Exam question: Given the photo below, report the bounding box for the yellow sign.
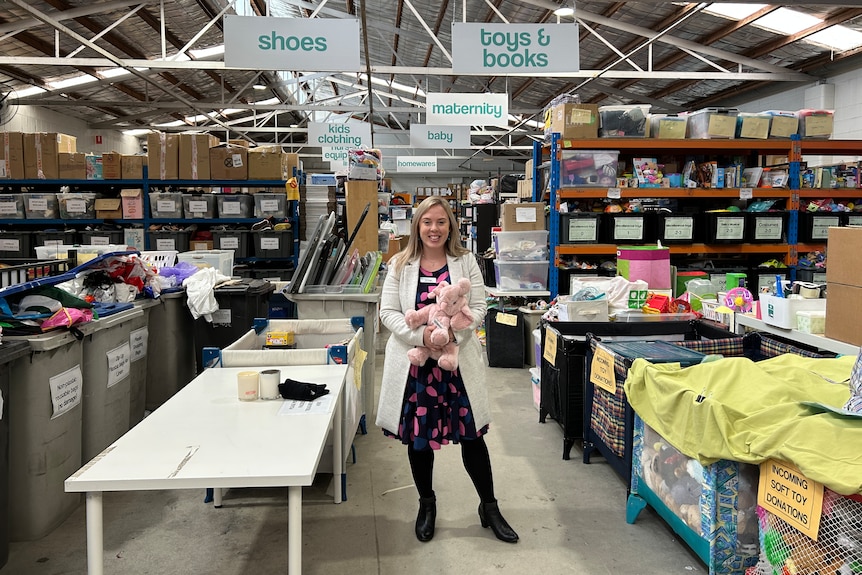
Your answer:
[495,311,518,327]
[758,459,824,540]
[542,329,557,365]
[589,345,616,394]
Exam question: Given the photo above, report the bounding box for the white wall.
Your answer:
[6,105,142,155]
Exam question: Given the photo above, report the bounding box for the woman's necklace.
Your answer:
[421,254,447,270]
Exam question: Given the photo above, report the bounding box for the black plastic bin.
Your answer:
[485,308,525,368]
[0,340,33,569]
[193,279,275,372]
[541,320,715,461]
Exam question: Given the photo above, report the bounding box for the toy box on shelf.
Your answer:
[628,414,761,575]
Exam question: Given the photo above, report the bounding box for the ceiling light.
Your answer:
[253,84,267,90]
[553,7,574,17]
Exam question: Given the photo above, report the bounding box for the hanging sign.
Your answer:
[426,93,508,127]
[309,122,371,148]
[322,147,350,165]
[410,125,471,149]
[396,156,437,173]
[452,23,580,74]
[224,15,360,71]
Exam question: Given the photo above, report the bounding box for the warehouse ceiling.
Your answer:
[0,0,861,159]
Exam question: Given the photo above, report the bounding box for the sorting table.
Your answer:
[65,363,348,575]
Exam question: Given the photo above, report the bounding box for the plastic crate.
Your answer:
[492,230,549,260]
[603,212,656,244]
[797,212,841,242]
[149,192,184,219]
[0,258,70,288]
[685,108,739,139]
[33,230,78,247]
[138,250,178,270]
[181,194,216,219]
[704,212,746,244]
[0,232,31,258]
[746,212,787,243]
[0,194,24,219]
[700,300,734,329]
[212,229,249,258]
[148,230,190,253]
[57,193,98,219]
[177,249,234,277]
[657,213,700,244]
[560,150,620,188]
[23,193,60,219]
[559,213,602,244]
[215,194,254,218]
[648,114,687,139]
[252,230,293,258]
[253,193,287,218]
[599,104,650,137]
[493,260,549,292]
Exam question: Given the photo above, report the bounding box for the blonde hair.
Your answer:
[392,196,469,275]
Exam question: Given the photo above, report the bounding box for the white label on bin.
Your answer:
[514,207,536,223]
[754,218,783,240]
[260,199,279,212]
[812,216,839,239]
[67,199,86,213]
[0,239,19,251]
[188,200,208,213]
[106,342,131,388]
[613,217,644,240]
[606,187,621,199]
[29,197,48,211]
[130,327,148,362]
[0,200,16,215]
[156,238,176,250]
[220,237,239,249]
[664,216,693,240]
[715,216,745,240]
[391,207,407,220]
[221,201,241,215]
[157,200,176,213]
[848,215,862,226]
[49,364,83,419]
[568,218,597,242]
[44,239,62,246]
[90,236,110,245]
[212,308,231,325]
[260,237,280,250]
[739,187,753,200]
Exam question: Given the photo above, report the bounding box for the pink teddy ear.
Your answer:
[457,278,471,293]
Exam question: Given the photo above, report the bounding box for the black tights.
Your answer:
[407,437,495,503]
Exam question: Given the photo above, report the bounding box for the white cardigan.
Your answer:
[375,252,490,434]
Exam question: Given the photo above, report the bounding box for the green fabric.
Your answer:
[624,354,862,495]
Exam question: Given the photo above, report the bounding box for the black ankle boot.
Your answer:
[415,494,437,542]
[478,501,519,543]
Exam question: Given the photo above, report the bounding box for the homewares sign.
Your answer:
[224,15,360,71]
[452,23,579,74]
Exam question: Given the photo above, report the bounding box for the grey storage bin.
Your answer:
[0,232,32,258]
[212,229,250,258]
[148,230,190,253]
[216,194,254,218]
[182,194,216,219]
[23,193,60,219]
[80,230,124,246]
[149,192,184,219]
[252,229,293,258]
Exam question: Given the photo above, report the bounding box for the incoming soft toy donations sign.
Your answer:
[426,93,509,127]
[223,15,360,71]
[451,23,580,74]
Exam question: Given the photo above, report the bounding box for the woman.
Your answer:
[376,196,518,544]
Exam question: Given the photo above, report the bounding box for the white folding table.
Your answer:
[65,364,348,575]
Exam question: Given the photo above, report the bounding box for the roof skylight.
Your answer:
[753,7,821,36]
[703,3,766,20]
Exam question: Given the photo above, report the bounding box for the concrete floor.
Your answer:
[2,337,707,575]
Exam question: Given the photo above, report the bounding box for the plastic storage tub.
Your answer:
[764,110,798,138]
[80,229,124,245]
[560,150,619,187]
[0,194,25,219]
[704,211,746,243]
[603,212,655,244]
[177,249,234,276]
[0,232,31,258]
[493,260,549,292]
[23,193,60,219]
[33,230,78,248]
[182,194,216,219]
[685,108,739,139]
[216,194,254,218]
[148,230,190,252]
[212,229,249,258]
[128,300,155,427]
[7,331,84,541]
[0,340,32,568]
[492,230,549,260]
[746,211,787,243]
[253,193,287,218]
[795,109,834,138]
[145,291,197,409]
[252,230,293,258]
[559,213,602,244]
[648,114,687,139]
[149,192,184,219]
[57,193,98,219]
[78,307,142,462]
[598,104,650,137]
[735,112,771,139]
[797,211,841,242]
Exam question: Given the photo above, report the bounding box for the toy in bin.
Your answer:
[264,331,295,349]
[725,287,754,313]
[561,150,619,187]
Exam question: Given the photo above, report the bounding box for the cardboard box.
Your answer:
[101,152,122,179]
[209,143,248,180]
[248,146,296,180]
[826,227,860,287]
[546,103,599,139]
[179,134,218,180]
[147,132,179,180]
[57,152,86,180]
[759,293,826,330]
[228,139,250,148]
[122,155,146,179]
[121,188,144,219]
[826,284,862,345]
[500,202,545,231]
[525,159,534,180]
[190,240,214,251]
[557,299,609,322]
[0,132,25,179]
[382,236,407,263]
[95,198,122,219]
[517,179,533,199]
[23,132,78,179]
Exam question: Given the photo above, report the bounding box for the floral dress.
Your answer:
[385,264,488,450]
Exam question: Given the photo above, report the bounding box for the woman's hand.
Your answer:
[423,324,443,351]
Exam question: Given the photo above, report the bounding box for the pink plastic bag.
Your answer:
[41,307,94,332]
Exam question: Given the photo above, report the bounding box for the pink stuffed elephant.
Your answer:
[404,278,474,371]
